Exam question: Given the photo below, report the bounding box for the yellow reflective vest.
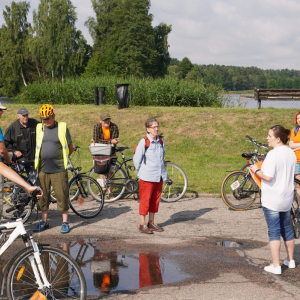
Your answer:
[34,122,69,170]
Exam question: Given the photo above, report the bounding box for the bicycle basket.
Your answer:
[70,149,81,169]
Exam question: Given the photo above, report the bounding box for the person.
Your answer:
[0,103,12,166]
[4,107,39,185]
[133,118,168,234]
[250,125,296,275]
[34,104,73,233]
[92,112,119,198]
[289,109,300,205]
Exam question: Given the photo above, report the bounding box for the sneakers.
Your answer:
[264,263,282,275]
[139,224,153,234]
[61,223,70,234]
[33,221,49,232]
[283,258,296,268]
[148,222,164,232]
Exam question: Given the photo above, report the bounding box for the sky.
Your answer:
[1,0,300,70]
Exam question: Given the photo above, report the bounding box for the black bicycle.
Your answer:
[88,146,188,203]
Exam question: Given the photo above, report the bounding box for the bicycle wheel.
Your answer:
[69,175,104,218]
[50,170,75,203]
[221,170,258,210]
[6,246,86,300]
[2,182,33,223]
[89,167,127,202]
[160,162,188,202]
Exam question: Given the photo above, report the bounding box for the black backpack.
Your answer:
[93,155,112,174]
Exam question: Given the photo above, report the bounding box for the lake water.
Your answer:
[226,94,300,109]
[0,96,14,104]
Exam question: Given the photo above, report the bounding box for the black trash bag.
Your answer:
[115,84,130,109]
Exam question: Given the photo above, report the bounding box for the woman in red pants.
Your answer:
[133,118,168,234]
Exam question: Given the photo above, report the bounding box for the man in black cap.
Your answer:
[4,108,39,184]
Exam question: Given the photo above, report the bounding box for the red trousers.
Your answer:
[139,179,163,215]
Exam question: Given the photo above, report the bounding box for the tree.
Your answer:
[293,78,300,89]
[177,57,193,79]
[276,77,285,89]
[33,0,88,80]
[257,75,267,88]
[268,79,276,89]
[285,78,293,89]
[170,58,180,66]
[0,1,31,95]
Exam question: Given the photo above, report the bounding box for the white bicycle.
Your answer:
[0,189,87,300]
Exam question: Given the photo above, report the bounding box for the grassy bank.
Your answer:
[0,105,297,195]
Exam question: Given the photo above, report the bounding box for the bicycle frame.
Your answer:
[0,219,51,294]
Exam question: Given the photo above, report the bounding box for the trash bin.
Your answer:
[94,86,107,105]
[115,83,130,109]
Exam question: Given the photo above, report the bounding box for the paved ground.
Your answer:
[2,195,300,299]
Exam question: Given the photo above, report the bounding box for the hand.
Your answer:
[249,165,258,172]
[111,138,119,145]
[15,151,22,158]
[28,186,43,199]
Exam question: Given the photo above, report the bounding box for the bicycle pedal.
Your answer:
[0,233,7,246]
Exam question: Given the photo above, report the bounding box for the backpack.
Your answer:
[134,136,163,164]
[295,126,300,136]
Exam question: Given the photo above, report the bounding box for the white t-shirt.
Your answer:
[261,145,296,212]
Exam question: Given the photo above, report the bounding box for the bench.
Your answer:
[254,89,300,109]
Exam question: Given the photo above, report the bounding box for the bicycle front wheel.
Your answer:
[89,167,127,202]
[6,246,86,300]
[2,182,33,223]
[221,170,258,210]
[160,162,188,202]
[69,175,104,218]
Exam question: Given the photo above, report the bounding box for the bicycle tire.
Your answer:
[2,182,33,223]
[160,162,188,202]
[221,170,258,210]
[50,170,76,203]
[240,164,249,171]
[69,175,104,218]
[6,246,86,300]
[89,167,127,202]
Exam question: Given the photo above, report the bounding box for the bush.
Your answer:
[17,76,223,107]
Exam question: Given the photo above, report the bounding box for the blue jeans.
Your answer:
[263,207,294,242]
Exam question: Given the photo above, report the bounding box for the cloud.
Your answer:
[1,0,300,69]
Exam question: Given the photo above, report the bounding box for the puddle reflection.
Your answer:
[56,239,190,295]
[216,241,241,248]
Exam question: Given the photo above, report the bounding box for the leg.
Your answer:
[280,210,295,262]
[62,210,68,223]
[263,207,281,266]
[42,210,49,223]
[284,239,295,261]
[37,172,51,221]
[296,173,300,206]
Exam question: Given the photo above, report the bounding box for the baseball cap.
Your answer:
[100,112,111,120]
[0,103,7,110]
[17,108,29,115]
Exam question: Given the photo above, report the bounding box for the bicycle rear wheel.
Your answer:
[6,246,86,300]
[69,175,104,218]
[2,182,33,223]
[221,170,258,210]
[160,162,188,202]
[89,167,127,202]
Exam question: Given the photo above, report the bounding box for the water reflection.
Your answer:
[57,239,189,295]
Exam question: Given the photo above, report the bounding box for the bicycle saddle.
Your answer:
[116,146,129,152]
[17,159,34,166]
[241,153,256,158]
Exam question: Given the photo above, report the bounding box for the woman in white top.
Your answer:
[250,125,297,275]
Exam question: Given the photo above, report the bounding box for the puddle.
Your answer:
[55,239,190,296]
[216,241,241,248]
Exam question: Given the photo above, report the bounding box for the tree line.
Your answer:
[168,57,300,91]
[0,0,171,96]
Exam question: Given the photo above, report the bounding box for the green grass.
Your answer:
[0,104,297,194]
[228,90,254,94]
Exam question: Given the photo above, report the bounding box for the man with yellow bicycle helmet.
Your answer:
[34,104,73,234]
[39,104,54,119]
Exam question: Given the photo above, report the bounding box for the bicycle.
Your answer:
[0,189,87,299]
[88,146,188,203]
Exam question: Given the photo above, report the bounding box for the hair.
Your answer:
[270,125,291,144]
[294,110,300,125]
[145,118,159,133]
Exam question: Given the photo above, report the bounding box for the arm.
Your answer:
[133,139,145,172]
[249,164,273,182]
[0,162,43,197]
[289,140,300,150]
[110,124,119,145]
[0,141,11,164]
[4,126,15,154]
[68,142,74,156]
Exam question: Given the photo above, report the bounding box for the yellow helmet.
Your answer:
[39,104,54,119]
